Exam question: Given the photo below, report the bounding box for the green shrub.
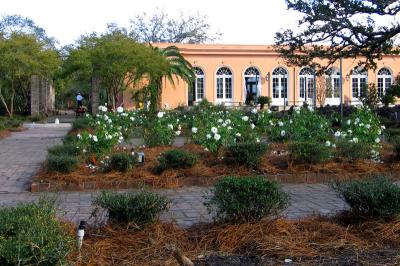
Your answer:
[385,127,400,141]
[205,176,289,222]
[0,198,73,265]
[143,119,175,147]
[226,142,268,167]
[110,152,134,172]
[289,141,333,164]
[5,118,22,128]
[62,134,78,145]
[72,117,91,130]
[331,177,400,217]
[93,190,169,226]
[30,115,43,122]
[156,149,198,173]
[46,154,78,173]
[335,140,372,161]
[48,144,80,157]
[392,137,400,156]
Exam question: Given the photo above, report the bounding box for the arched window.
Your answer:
[299,67,315,101]
[325,67,340,97]
[244,67,260,103]
[271,67,288,102]
[351,67,368,99]
[216,67,233,101]
[193,67,205,100]
[377,68,392,97]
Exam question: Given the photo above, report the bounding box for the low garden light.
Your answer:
[137,151,145,164]
[77,220,86,252]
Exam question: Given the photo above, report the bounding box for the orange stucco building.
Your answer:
[123,43,400,109]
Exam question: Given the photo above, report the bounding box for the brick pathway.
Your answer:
[0,126,348,228]
[0,124,70,192]
[0,185,347,228]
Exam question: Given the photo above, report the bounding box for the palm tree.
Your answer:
[149,45,195,111]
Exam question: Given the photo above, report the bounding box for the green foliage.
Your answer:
[4,118,22,128]
[335,140,372,161]
[143,114,177,147]
[93,190,169,226]
[226,142,268,168]
[391,137,400,156]
[331,177,400,217]
[258,96,271,109]
[62,134,78,145]
[48,144,80,157]
[110,152,134,172]
[289,141,333,164]
[0,198,73,265]
[72,117,92,130]
[46,154,78,173]
[156,149,198,173]
[360,83,380,109]
[205,176,289,222]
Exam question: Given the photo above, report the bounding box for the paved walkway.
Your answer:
[0,126,348,228]
[0,125,70,192]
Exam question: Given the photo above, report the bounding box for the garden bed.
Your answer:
[32,142,400,192]
[69,214,400,265]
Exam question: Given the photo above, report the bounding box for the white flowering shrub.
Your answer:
[335,108,383,158]
[143,111,182,147]
[191,109,260,153]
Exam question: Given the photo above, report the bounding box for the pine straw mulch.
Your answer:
[70,215,400,265]
[0,129,11,139]
[34,142,400,190]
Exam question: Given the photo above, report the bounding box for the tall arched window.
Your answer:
[271,67,288,106]
[244,67,260,103]
[188,67,205,105]
[351,67,368,100]
[325,67,340,105]
[216,67,233,101]
[377,68,392,97]
[299,67,315,103]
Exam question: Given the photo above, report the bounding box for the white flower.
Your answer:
[77,134,81,139]
[175,130,181,136]
[278,121,284,127]
[227,126,233,130]
[381,125,386,130]
[211,127,218,134]
[192,127,198,133]
[293,106,300,113]
[334,131,341,137]
[119,136,123,141]
[347,129,352,134]
[168,124,173,130]
[214,133,221,141]
[116,106,123,113]
[256,138,260,143]
[157,112,164,118]
[88,133,93,139]
[242,116,249,121]
[235,133,241,137]
[206,134,211,139]
[93,136,98,142]
[378,129,382,135]
[98,105,107,112]
[332,144,336,148]
[280,130,286,137]
[204,148,209,152]
[267,109,272,114]
[347,120,351,125]
[325,140,331,147]
[130,117,135,121]
[218,118,223,123]
[308,106,313,112]
[375,137,380,143]
[226,119,231,124]
[365,124,371,129]
[83,149,87,153]
[289,120,293,124]
[251,123,255,130]
[251,108,257,114]
[352,137,359,143]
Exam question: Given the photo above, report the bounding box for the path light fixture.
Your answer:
[77,220,86,252]
[137,152,145,164]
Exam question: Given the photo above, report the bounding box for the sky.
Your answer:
[0,0,302,46]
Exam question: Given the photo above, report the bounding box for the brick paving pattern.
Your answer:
[0,126,348,228]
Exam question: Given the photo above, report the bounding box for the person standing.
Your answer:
[76,93,83,108]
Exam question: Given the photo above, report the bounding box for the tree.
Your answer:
[149,45,194,112]
[360,83,380,108]
[275,0,400,70]
[130,10,221,44]
[0,33,60,117]
[63,30,169,110]
[315,75,327,107]
[0,14,56,47]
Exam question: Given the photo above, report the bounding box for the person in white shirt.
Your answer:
[76,93,83,108]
